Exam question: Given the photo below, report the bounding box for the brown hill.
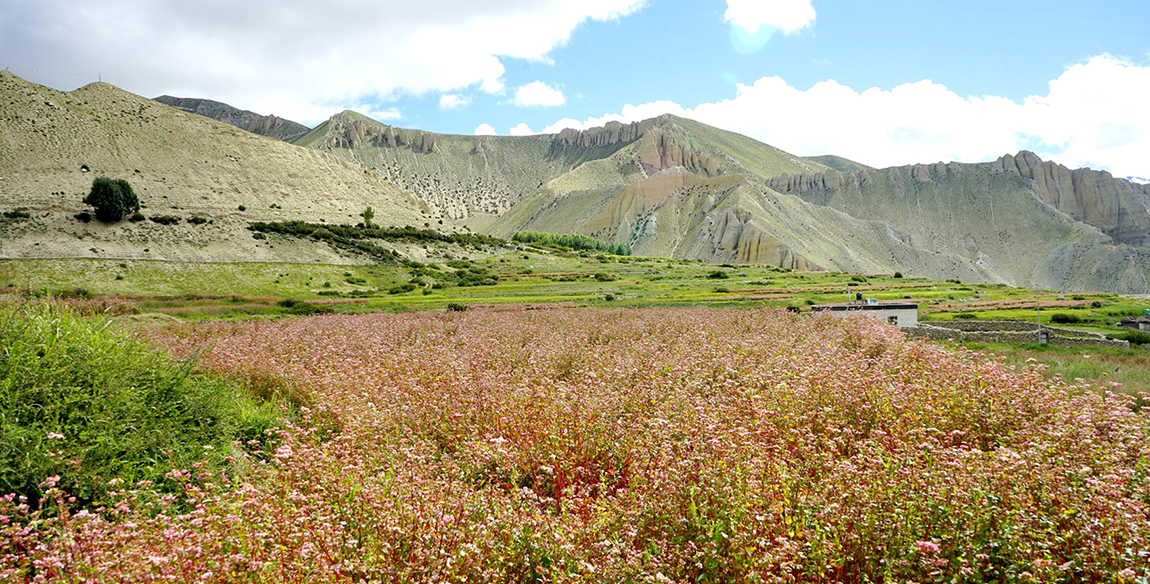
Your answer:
[153,96,311,142]
[0,71,431,264]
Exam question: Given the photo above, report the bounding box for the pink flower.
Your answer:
[46,432,64,440]
[915,540,940,554]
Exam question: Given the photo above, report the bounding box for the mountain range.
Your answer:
[1,71,1147,293]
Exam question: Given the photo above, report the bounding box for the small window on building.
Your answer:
[887,315,898,325]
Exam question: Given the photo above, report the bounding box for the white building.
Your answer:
[811,300,919,328]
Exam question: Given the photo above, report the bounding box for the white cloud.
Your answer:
[439,94,470,110]
[509,123,536,136]
[724,0,815,35]
[535,55,1150,178]
[365,107,403,122]
[474,123,497,135]
[0,0,645,126]
[512,81,566,107]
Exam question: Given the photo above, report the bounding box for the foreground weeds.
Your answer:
[4,308,1149,582]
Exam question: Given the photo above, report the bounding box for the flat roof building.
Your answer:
[811,301,919,328]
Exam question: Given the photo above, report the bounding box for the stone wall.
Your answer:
[906,320,1129,348]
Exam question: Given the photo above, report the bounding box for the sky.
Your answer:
[2,0,1149,178]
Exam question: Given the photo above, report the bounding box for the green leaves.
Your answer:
[82,177,139,223]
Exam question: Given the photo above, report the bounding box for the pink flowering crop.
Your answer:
[4,307,1149,582]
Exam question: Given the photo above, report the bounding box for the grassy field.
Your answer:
[5,247,1147,320]
[6,247,1149,402]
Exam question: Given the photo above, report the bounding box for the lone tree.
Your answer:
[84,177,139,223]
[361,206,375,228]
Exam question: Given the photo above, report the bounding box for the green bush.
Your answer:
[446,302,469,312]
[1117,330,1150,346]
[1050,313,1082,324]
[0,302,287,507]
[707,270,729,280]
[276,298,334,315]
[511,231,630,255]
[83,177,139,223]
[3,210,31,219]
[149,215,180,226]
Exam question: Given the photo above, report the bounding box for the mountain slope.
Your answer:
[153,96,311,142]
[299,110,1146,292]
[0,72,431,263]
[766,159,1150,293]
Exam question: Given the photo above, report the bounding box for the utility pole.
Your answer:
[1035,288,1042,343]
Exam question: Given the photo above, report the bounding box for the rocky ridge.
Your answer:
[152,96,311,142]
[989,151,1150,247]
[765,157,1150,293]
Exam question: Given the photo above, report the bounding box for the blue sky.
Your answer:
[3,0,1148,176]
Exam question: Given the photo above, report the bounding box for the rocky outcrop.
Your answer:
[990,151,1150,246]
[769,152,1150,248]
[708,208,815,269]
[153,96,310,142]
[319,113,439,154]
[635,130,720,177]
[551,116,670,149]
[549,116,720,176]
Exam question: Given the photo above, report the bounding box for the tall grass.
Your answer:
[0,300,287,507]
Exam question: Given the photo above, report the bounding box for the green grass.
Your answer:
[0,301,291,506]
[1,251,1147,331]
[958,340,1150,402]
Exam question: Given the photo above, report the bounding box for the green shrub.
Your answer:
[3,210,31,219]
[83,177,139,223]
[954,312,977,319]
[128,212,145,222]
[0,302,287,507]
[277,299,334,315]
[1117,330,1150,346]
[893,271,903,278]
[187,216,208,225]
[707,270,729,280]
[149,215,179,226]
[388,283,418,294]
[1050,313,1082,324]
[511,231,630,255]
[446,302,469,312]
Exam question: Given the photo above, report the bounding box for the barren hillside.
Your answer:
[0,72,432,264]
